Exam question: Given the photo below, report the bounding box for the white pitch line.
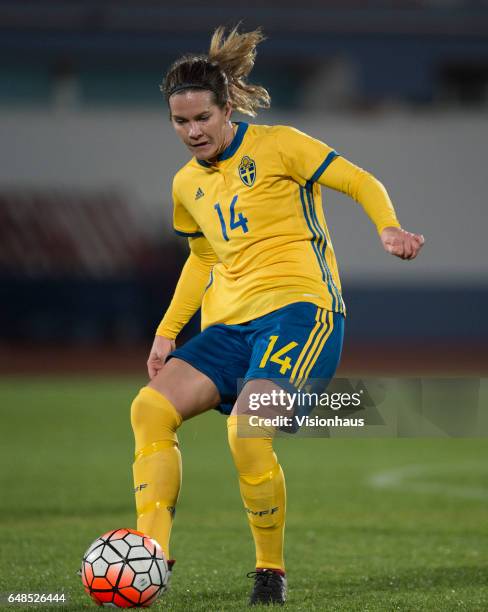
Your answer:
[368,463,488,501]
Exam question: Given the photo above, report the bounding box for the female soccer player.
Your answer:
[130,26,424,605]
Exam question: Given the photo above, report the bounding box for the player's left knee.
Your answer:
[227,415,277,475]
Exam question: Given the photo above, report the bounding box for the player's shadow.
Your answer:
[353,565,487,592]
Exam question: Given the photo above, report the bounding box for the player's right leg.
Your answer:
[131,357,220,559]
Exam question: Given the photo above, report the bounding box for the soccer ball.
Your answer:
[81,528,169,608]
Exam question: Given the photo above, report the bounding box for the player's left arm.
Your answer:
[320,156,425,260]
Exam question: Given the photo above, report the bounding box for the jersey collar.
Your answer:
[196,122,248,167]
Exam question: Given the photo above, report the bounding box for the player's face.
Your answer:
[169,90,233,161]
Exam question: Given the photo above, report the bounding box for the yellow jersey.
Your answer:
[171,122,396,331]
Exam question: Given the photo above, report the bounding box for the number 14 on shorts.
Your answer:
[259,335,298,374]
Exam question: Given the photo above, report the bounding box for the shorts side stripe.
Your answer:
[294,309,328,387]
[297,311,335,390]
[289,307,323,385]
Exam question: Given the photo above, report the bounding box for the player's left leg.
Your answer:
[228,380,287,570]
[228,379,287,605]
[227,302,344,605]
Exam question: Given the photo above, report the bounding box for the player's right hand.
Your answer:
[147,335,176,379]
[380,226,425,260]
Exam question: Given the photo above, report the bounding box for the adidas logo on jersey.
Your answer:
[195,187,204,200]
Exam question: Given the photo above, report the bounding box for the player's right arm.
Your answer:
[320,156,425,260]
[148,175,218,378]
[147,235,218,378]
[275,125,424,260]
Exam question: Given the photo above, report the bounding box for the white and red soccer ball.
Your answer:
[81,528,168,608]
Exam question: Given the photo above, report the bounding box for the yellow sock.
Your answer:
[227,415,286,571]
[131,386,182,559]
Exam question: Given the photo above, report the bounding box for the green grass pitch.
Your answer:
[0,377,487,611]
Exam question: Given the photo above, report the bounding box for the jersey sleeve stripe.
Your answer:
[299,186,338,312]
[174,229,204,237]
[205,268,214,291]
[298,187,328,282]
[308,150,339,185]
[305,186,344,312]
[303,186,338,311]
[306,150,343,312]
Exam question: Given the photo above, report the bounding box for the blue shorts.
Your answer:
[169,302,344,415]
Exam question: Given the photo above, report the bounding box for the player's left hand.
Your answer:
[380,226,425,260]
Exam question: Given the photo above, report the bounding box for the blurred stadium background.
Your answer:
[1,3,488,610]
[1,0,487,376]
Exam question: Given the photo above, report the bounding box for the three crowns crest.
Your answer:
[238,156,256,187]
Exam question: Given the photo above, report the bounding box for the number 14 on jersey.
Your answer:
[214,195,249,241]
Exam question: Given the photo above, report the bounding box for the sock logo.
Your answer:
[133,483,148,493]
[167,506,176,518]
[245,506,279,517]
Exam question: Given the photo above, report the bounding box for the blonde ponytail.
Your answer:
[163,25,270,117]
[208,26,270,116]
